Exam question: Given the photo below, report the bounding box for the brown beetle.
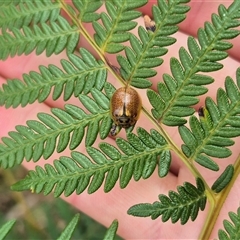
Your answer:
[110,86,142,136]
[144,15,156,32]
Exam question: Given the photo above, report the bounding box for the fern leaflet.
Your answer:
[179,68,240,171]
[0,48,107,108]
[211,165,234,193]
[0,0,24,6]
[128,178,206,225]
[218,206,240,240]
[147,1,240,125]
[0,0,61,32]
[117,0,190,88]
[0,15,79,59]
[72,0,102,22]
[0,87,114,169]
[92,0,147,54]
[11,128,168,196]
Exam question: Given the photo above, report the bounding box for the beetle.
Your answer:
[110,86,142,136]
[144,15,156,32]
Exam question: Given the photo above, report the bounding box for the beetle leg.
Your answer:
[110,123,121,137]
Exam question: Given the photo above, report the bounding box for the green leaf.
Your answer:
[158,150,171,177]
[148,2,240,125]
[127,203,154,217]
[11,128,167,195]
[179,126,198,149]
[0,16,79,59]
[116,0,190,88]
[128,178,206,225]
[0,48,107,108]
[93,0,146,53]
[179,68,240,171]
[195,155,219,171]
[0,220,16,240]
[211,165,234,193]
[0,1,62,32]
[0,88,112,168]
[218,207,240,240]
[85,120,100,147]
[73,0,102,22]
[99,143,121,160]
[103,220,118,240]
[57,214,80,240]
[203,145,231,158]
[147,89,165,119]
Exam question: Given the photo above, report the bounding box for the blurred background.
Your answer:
[0,166,122,239]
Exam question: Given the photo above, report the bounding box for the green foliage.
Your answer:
[0,0,24,6]
[179,69,240,171]
[0,48,107,108]
[218,207,240,240]
[0,15,79,59]
[0,220,15,240]
[147,2,240,125]
[93,0,147,53]
[0,0,240,239]
[103,220,118,240]
[117,0,190,88]
[0,0,61,32]
[128,178,206,225]
[11,128,168,196]
[57,214,80,240]
[0,88,113,168]
[72,0,103,22]
[211,165,234,193]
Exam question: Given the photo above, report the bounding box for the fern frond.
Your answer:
[0,0,61,32]
[0,48,107,108]
[92,0,147,53]
[57,214,80,240]
[72,0,103,22]
[117,0,190,88]
[11,128,168,196]
[148,1,240,125]
[218,207,240,240]
[179,68,240,171]
[0,87,114,169]
[0,15,79,60]
[127,178,206,225]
